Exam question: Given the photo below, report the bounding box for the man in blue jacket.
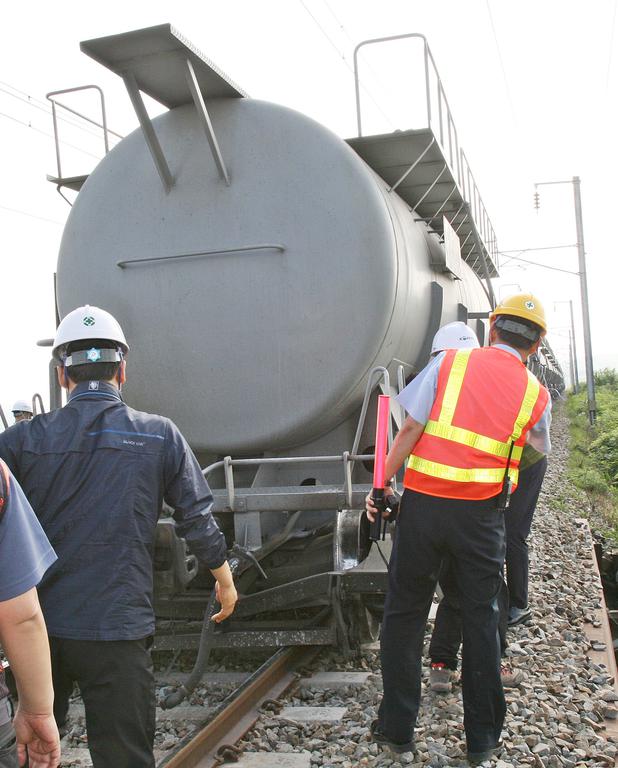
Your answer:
[0,305,237,768]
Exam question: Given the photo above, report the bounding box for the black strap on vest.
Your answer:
[495,440,515,512]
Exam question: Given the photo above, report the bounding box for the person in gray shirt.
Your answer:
[0,460,59,768]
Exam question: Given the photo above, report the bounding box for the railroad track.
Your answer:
[58,646,321,767]
[158,646,318,768]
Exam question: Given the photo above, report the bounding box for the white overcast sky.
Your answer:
[1,0,616,419]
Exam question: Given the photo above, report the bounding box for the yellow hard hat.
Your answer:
[490,293,547,335]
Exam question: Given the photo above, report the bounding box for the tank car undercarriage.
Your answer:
[154,502,386,654]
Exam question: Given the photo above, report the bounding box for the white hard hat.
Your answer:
[11,399,32,414]
[52,305,129,361]
[431,321,480,355]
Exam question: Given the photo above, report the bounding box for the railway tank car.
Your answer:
[47,25,504,650]
[528,339,566,399]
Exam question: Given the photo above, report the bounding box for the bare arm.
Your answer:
[210,561,238,623]
[384,416,426,482]
[0,588,53,714]
[0,588,60,767]
[366,416,425,522]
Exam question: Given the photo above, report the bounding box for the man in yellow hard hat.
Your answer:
[428,298,552,689]
[366,293,551,765]
[490,293,548,336]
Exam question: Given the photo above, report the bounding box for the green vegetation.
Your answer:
[567,369,618,539]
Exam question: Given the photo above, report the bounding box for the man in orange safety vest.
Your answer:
[366,294,551,765]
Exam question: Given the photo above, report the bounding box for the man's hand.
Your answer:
[209,561,238,623]
[14,709,60,768]
[212,581,238,623]
[365,485,394,523]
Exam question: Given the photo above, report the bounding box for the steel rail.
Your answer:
[577,518,618,744]
[157,646,318,768]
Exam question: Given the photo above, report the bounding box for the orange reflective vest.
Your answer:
[404,347,549,500]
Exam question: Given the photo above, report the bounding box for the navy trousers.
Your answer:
[50,636,156,768]
[378,489,506,753]
[505,457,547,609]
[429,559,509,668]
[428,457,548,667]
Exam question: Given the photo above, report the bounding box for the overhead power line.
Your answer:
[0,203,63,226]
[484,0,519,130]
[0,109,102,160]
[0,81,106,141]
[499,251,579,275]
[319,0,356,47]
[297,0,396,130]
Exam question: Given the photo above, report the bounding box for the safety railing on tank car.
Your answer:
[354,34,462,178]
[46,85,123,190]
[203,453,375,515]
[353,33,499,272]
[32,394,45,416]
[459,150,499,271]
[203,366,398,511]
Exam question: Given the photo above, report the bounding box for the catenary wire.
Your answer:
[0,203,63,226]
[0,79,124,141]
[0,84,103,140]
[498,251,579,275]
[318,0,414,125]
[484,0,519,129]
[297,0,396,130]
[0,109,102,160]
[483,0,538,186]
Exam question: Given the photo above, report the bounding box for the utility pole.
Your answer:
[534,177,596,424]
[572,177,596,423]
[568,329,576,392]
[555,299,579,394]
[568,300,579,394]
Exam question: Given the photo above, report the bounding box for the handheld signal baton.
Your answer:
[369,395,391,541]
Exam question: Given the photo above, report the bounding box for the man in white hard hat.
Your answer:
[429,321,479,356]
[10,401,32,424]
[0,305,237,768]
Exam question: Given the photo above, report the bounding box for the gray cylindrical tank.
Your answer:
[56,97,489,454]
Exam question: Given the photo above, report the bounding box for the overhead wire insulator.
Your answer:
[533,191,540,210]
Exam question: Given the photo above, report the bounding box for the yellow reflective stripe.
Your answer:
[424,420,524,461]
[511,371,540,441]
[438,349,473,425]
[408,455,519,485]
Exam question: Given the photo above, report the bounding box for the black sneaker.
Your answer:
[507,605,531,626]
[369,719,415,754]
[467,740,503,765]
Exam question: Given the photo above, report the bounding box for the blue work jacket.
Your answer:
[0,381,227,641]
